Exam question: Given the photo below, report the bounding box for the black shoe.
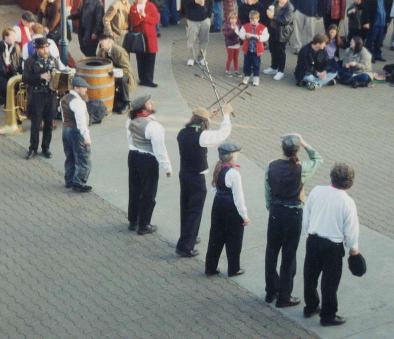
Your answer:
[276,296,301,308]
[374,57,386,62]
[205,269,220,276]
[304,306,321,318]
[128,222,137,231]
[265,293,278,303]
[25,149,37,160]
[139,81,158,88]
[41,150,52,159]
[65,183,73,188]
[320,315,346,326]
[120,104,130,115]
[390,46,394,51]
[195,237,201,244]
[176,248,199,257]
[228,269,245,277]
[72,184,92,193]
[327,79,336,86]
[137,224,157,235]
[372,58,376,64]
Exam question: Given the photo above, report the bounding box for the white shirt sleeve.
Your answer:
[302,190,313,235]
[126,118,133,147]
[49,39,60,59]
[199,114,231,147]
[69,97,90,141]
[22,44,28,61]
[145,121,172,173]
[258,27,270,42]
[13,25,22,43]
[238,26,246,40]
[225,168,248,220]
[342,199,360,251]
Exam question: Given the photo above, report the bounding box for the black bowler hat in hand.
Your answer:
[348,253,367,277]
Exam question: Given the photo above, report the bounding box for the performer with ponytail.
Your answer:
[205,143,249,277]
[264,133,323,307]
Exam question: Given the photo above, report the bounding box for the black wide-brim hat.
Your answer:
[348,253,367,277]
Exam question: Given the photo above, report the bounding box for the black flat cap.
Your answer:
[131,95,151,112]
[281,134,301,150]
[218,143,241,156]
[34,37,49,49]
[348,253,367,277]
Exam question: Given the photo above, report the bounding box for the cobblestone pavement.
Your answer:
[172,30,394,239]
[0,137,316,338]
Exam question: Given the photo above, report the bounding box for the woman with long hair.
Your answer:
[205,143,249,277]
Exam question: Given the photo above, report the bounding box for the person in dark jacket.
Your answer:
[71,0,104,57]
[294,33,337,90]
[0,28,21,106]
[263,0,294,81]
[322,0,346,30]
[238,0,270,25]
[290,0,323,53]
[264,133,322,307]
[347,0,365,43]
[362,0,393,62]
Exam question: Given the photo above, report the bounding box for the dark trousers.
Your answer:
[304,235,345,321]
[135,52,156,84]
[115,75,131,109]
[128,150,159,228]
[365,25,385,59]
[0,74,10,105]
[265,205,302,302]
[62,127,91,186]
[160,0,180,26]
[243,51,261,77]
[176,172,207,252]
[205,197,244,275]
[79,38,99,57]
[269,38,287,72]
[323,15,340,31]
[29,90,57,152]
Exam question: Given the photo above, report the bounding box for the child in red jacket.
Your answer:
[239,10,269,86]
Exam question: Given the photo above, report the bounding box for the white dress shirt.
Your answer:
[62,90,91,142]
[224,168,248,220]
[199,114,231,147]
[126,117,172,174]
[303,185,360,251]
[13,24,32,45]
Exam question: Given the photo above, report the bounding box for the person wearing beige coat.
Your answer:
[103,0,132,45]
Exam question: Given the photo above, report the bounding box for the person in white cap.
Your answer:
[60,76,92,193]
[175,103,233,257]
[126,95,172,235]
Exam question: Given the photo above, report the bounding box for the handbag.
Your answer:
[123,31,146,54]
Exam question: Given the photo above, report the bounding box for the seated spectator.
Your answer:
[325,24,343,72]
[13,11,36,50]
[238,0,270,26]
[338,36,373,88]
[294,33,337,90]
[0,28,21,106]
[347,0,364,44]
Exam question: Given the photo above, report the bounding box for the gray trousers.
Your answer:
[290,11,322,52]
[186,18,211,60]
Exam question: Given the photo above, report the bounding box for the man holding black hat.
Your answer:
[303,163,360,326]
[23,37,64,160]
[60,76,92,193]
[176,103,233,257]
[264,133,322,307]
[126,95,172,235]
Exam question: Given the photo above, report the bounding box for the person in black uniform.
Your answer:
[23,37,63,160]
[205,143,249,277]
[264,133,323,307]
[176,103,233,257]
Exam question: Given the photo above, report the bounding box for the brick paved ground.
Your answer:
[172,31,394,239]
[0,137,316,338]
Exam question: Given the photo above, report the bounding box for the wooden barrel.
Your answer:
[76,58,115,113]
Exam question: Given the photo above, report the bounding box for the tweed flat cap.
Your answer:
[192,107,210,120]
[218,143,241,156]
[348,253,367,277]
[72,76,90,88]
[131,95,151,111]
[281,134,301,150]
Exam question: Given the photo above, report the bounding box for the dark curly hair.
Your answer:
[330,163,355,190]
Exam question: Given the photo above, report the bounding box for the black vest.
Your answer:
[216,167,233,202]
[61,93,77,128]
[177,126,208,174]
[268,159,302,206]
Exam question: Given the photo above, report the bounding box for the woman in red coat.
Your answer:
[129,0,160,87]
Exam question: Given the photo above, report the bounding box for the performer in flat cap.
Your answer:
[264,133,323,307]
[60,77,92,193]
[303,163,360,326]
[176,103,234,257]
[126,95,172,235]
[23,37,65,160]
[205,143,249,277]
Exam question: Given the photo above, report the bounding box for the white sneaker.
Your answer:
[187,59,194,66]
[242,76,250,85]
[273,72,284,81]
[263,67,278,75]
[252,76,260,86]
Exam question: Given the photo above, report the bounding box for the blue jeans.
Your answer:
[213,1,223,31]
[303,72,337,88]
[160,0,180,27]
[243,51,261,77]
[62,127,91,186]
[365,25,385,59]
